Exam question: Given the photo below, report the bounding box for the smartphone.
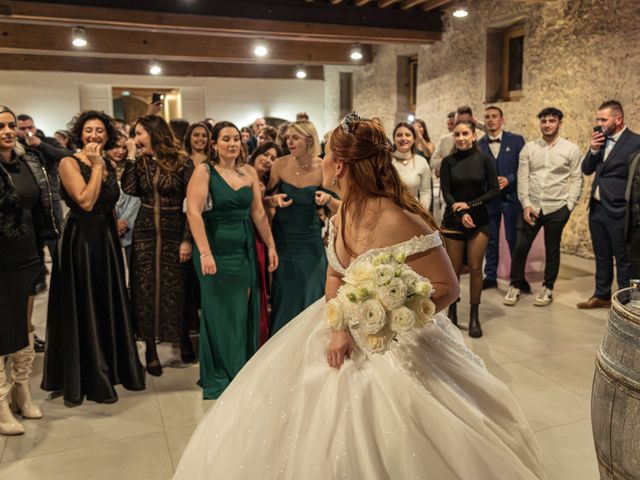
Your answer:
[152,92,164,104]
[593,125,604,135]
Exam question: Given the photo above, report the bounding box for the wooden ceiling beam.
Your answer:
[0,53,325,79]
[354,0,374,5]
[401,0,428,8]
[0,1,441,44]
[422,0,452,12]
[378,0,401,7]
[0,22,372,65]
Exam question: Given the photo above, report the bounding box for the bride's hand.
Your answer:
[327,330,352,369]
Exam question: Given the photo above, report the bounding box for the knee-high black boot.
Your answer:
[448,302,458,326]
[468,304,482,338]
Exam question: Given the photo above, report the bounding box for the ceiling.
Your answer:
[0,0,452,79]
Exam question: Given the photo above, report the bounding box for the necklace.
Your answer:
[295,158,312,176]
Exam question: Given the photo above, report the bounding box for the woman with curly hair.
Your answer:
[122,115,194,376]
[42,110,145,406]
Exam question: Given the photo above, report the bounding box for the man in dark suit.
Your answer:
[578,100,640,309]
[626,149,640,278]
[478,106,525,290]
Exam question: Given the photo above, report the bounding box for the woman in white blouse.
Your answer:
[391,122,432,211]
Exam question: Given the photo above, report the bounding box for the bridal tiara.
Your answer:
[340,111,363,134]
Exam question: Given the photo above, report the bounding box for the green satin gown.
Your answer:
[269,181,327,336]
[193,167,259,399]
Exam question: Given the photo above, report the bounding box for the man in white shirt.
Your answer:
[504,107,583,307]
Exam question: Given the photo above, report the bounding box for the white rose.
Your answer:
[360,299,387,334]
[344,261,374,285]
[374,264,396,286]
[414,280,433,297]
[394,252,407,264]
[407,296,436,327]
[364,332,391,354]
[326,298,346,330]
[400,270,421,294]
[376,278,408,310]
[338,284,359,304]
[388,306,416,333]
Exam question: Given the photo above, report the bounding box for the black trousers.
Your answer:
[510,205,571,290]
[589,202,631,300]
[629,226,640,279]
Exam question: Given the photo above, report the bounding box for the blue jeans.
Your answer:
[484,200,520,281]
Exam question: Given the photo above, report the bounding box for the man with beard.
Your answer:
[478,106,525,291]
[504,107,582,307]
[578,100,640,309]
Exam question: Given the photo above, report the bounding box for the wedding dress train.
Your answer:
[174,232,545,480]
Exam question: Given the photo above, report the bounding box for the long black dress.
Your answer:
[42,156,145,405]
[121,157,192,343]
[0,156,40,356]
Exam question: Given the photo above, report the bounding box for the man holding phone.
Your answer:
[504,107,582,307]
[578,100,640,308]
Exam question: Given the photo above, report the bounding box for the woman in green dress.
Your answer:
[186,121,278,400]
[267,121,339,336]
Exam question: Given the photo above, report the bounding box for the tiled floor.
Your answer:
[0,255,608,479]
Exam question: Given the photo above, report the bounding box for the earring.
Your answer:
[331,176,337,187]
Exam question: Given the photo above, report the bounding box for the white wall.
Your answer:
[0,71,325,136]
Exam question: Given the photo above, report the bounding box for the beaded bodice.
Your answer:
[326,219,443,276]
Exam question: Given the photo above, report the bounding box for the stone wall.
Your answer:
[326,0,640,258]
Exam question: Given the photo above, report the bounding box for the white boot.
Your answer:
[10,333,43,419]
[0,356,24,435]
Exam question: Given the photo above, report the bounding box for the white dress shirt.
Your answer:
[517,136,583,214]
[392,151,432,211]
[487,131,503,159]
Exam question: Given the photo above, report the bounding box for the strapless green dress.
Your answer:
[193,167,259,399]
[269,181,327,336]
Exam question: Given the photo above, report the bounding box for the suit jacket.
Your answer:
[625,150,640,240]
[478,131,525,210]
[582,128,640,219]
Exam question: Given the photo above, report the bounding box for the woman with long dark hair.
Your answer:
[174,114,543,480]
[0,106,58,433]
[440,120,499,337]
[249,141,281,343]
[412,118,435,161]
[186,121,278,399]
[121,115,194,376]
[391,122,432,211]
[43,110,144,406]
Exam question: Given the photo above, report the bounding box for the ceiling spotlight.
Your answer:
[254,42,268,57]
[452,5,468,18]
[350,43,363,61]
[295,66,307,79]
[71,27,87,47]
[149,61,162,75]
[407,114,415,122]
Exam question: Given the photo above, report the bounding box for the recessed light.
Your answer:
[453,6,468,18]
[350,43,363,61]
[254,43,268,57]
[149,61,162,75]
[295,66,307,79]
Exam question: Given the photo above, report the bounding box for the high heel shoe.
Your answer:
[180,335,196,364]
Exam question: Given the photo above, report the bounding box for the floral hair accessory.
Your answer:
[341,111,363,134]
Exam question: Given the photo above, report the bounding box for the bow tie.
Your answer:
[488,138,501,144]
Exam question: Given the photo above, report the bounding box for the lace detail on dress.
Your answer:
[325,217,443,277]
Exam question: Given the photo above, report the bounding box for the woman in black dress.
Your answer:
[440,120,499,338]
[122,115,193,376]
[0,106,59,435]
[42,111,145,406]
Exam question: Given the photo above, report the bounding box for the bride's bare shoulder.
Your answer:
[377,200,435,245]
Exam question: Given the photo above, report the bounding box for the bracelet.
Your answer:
[200,251,212,257]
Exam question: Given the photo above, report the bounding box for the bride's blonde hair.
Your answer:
[329,115,438,257]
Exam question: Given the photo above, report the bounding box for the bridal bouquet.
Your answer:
[326,251,436,354]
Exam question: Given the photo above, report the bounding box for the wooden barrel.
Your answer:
[592,287,640,480]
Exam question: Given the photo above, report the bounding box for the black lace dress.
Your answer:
[42,156,145,405]
[121,157,192,343]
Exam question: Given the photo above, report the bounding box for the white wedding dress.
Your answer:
[174,230,546,480]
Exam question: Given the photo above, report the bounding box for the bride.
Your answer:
[174,114,545,479]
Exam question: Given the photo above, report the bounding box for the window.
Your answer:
[409,56,418,113]
[502,25,524,100]
[485,22,525,102]
[339,72,353,119]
